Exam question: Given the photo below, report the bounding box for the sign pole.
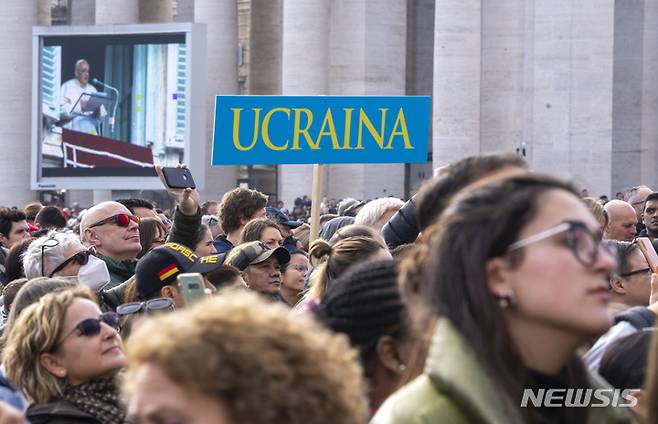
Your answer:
[310,164,324,243]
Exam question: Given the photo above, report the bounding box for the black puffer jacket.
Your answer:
[28,400,100,424]
[382,196,418,248]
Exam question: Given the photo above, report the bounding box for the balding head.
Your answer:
[603,200,637,241]
[80,201,141,260]
[626,186,654,219]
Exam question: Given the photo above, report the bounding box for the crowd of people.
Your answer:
[0,156,658,422]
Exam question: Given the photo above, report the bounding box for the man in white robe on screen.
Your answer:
[60,59,106,134]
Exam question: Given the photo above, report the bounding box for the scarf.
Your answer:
[61,378,125,424]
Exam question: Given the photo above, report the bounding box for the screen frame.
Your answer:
[31,22,207,190]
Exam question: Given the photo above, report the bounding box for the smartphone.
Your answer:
[162,167,196,189]
[636,237,658,273]
[177,273,206,306]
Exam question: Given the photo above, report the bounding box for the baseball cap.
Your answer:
[266,206,303,229]
[225,241,291,271]
[338,198,365,216]
[136,242,225,299]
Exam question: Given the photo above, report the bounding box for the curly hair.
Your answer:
[219,188,268,234]
[123,291,368,424]
[3,285,96,404]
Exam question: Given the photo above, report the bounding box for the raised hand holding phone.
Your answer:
[155,164,200,215]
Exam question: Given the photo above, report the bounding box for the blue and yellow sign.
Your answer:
[212,96,430,165]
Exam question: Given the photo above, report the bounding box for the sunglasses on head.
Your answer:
[89,213,140,229]
[56,312,120,347]
[48,246,96,278]
[116,298,175,316]
[40,236,60,277]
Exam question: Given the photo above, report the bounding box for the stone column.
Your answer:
[174,0,195,22]
[326,0,407,201]
[195,0,239,202]
[480,0,526,154]
[249,0,281,95]
[431,0,482,171]
[531,0,614,196]
[70,0,95,25]
[0,2,38,206]
[405,0,435,195]
[140,0,174,22]
[38,0,51,25]
[279,0,329,209]
[95,0,139,24]
[640,0,658,190]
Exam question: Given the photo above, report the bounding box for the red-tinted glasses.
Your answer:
[89,213,140,229]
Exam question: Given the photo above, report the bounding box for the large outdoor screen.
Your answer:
[32,23,206,190]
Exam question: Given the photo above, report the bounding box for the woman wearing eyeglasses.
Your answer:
[372,174,633,424]
[280,249,309,307]
[3,286,126,424]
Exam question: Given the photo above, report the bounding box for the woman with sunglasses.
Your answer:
[3,286,126,424]
[373,174,633,423]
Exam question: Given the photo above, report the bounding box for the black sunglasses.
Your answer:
[116,298,175,316]
[48,246,96,278]
[56,312,120,347]
[40,236,60,277]
[89,213,140,229]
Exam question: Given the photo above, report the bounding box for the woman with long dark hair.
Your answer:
[373,174,633,423]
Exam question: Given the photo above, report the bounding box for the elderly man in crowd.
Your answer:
[603,200,637,241]
[224,241,290,300]
[355,197,405,232]
[80,201,142,289]
[626,185,654,233]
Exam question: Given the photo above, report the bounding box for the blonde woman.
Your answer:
[123,291,368,424]
[302,236,391,307]
[3,286,125,424]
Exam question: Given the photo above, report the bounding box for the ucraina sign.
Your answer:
[212,96,430,165]
[211,95,431,240]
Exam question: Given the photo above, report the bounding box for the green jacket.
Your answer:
[371,319,634,424]
[98,254,136,290]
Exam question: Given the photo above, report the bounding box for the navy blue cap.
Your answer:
[266,206,303,228]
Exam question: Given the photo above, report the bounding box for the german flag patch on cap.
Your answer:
[158,264,179,281]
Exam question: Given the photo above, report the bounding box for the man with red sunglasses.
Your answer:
[80,201,142,289]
